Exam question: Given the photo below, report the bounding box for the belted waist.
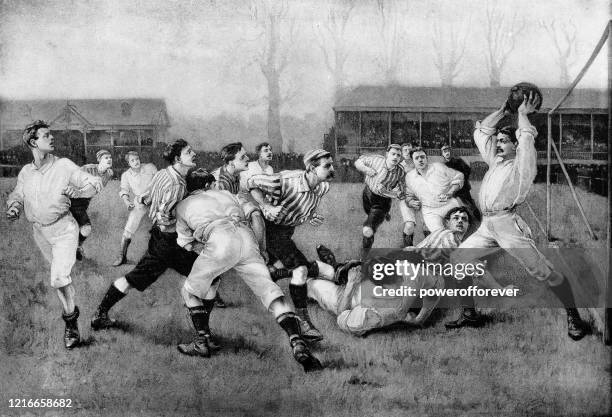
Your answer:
[33,211,70,227]
[193,216,248,243]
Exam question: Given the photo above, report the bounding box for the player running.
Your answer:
[6,120,103,349]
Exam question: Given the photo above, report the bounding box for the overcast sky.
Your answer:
[0,0,609,120]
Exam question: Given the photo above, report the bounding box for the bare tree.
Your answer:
[374,0,404,84]
[248,0,297,152]
[483,2,524,87]
[539,19,578,86]
[431,17,469,87]
[315,0,356,101]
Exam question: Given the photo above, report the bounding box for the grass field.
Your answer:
[0,178,610,417]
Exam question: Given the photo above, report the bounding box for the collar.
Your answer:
[297,171,316,193]
[494,156,514,165]
[221,165,239,180]
[169,165,187,184]
[416,165,429,176]
[31,154,56,172]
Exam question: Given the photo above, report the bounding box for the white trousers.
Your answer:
[184,222,284,309]
[123,203,148,237]
[453,212,553,281]
[32,214,79,288]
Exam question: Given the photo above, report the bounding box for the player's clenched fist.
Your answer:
[309,213,324,226]
[262,204,282,221]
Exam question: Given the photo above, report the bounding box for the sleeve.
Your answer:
[140,170,163,205]
[403,174,418,204]
[155,186,181,227]
[512,126,538,207]
[442,164,464,189]
[473,121,498,166]
[119,172,131,199]
[336,306,384,337]
[215,176,231,192]
[67,160,100,196]
[7,169,25,209]
[247,173,282,199]
[175,205,194,248]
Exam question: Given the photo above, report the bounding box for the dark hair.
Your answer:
[23,120,50,148]
[162,139,190,164]
[255,142,271,154]
[401,143,413,149]
[497,126,517,145]
[221,142,244,164]
[444,206,471,223]
[409,147,426,159]
[186,168,215,193]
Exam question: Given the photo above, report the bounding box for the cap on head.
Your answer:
[303,149,331,168]
[96,149,111,161]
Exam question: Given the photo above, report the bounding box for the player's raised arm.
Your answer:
[474,102,509,166]
[511,93,539,207]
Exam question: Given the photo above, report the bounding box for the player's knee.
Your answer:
[290,266,308,285]
[362,226,374,238]
[80,224,92,237]
[403,221,415,235]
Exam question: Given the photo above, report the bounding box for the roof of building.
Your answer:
[334,85,607,113]
[0,98,170,130]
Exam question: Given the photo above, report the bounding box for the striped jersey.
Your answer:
[213,166,240,194]
[81,164,113,187]
[358,154,405,198]
[142,166,187,231]
[248,170,329,227]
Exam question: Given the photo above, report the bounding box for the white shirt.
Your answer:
[175,189,247,248]
[405,162,464,208]
[239,160,273,192]
[7,155,100,225]
[119,163,158,199]
[474,122,537,212]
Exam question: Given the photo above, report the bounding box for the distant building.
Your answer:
[0,99,170,157]
[330,86,607,164]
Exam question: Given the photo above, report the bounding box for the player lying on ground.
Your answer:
[446,93,588,341]
[6,120,103,349]
[67,149,113,261]
[247,149,337,342]
[309,207,477,336]
[90,139,200,330]
[406,207,516,292]
[174,169,322,372]
[113,151,157,266]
